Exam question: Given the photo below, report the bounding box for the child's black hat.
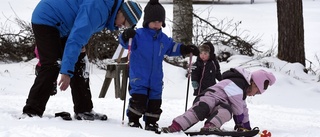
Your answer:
[143,0,166,28]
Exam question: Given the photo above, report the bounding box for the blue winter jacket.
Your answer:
[119,28,182,99]
[32,0,122,77]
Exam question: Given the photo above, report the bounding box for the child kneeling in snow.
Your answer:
[162,67,276,133]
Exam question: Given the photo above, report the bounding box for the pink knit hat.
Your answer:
[251,70,276,94]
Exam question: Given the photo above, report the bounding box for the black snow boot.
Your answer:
[145,123,160,132]
[128,121,142,129]
[74,112,94,121]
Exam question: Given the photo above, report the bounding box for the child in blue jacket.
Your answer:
[119,0,200,132]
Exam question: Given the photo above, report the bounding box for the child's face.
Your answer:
[199,51,210,62]
[148,21,163,30]
[246,82,260,96]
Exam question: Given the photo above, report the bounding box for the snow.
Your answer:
[1,0,320,137]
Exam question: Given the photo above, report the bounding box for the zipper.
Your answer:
[198,62,206,95]
[159,43,163,56]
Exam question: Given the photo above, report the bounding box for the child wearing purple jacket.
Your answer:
[162,67,276,133]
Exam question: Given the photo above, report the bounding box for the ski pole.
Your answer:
[122,38,132,125]
[185,53,193,112]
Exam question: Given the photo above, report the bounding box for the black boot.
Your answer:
[145,123,160,132]
[74,112,94,121]
[128,121,142,129]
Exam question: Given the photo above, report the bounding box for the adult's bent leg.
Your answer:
[70,52,93,114]
[23,24,61,116]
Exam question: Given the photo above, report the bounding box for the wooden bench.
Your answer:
[98,47,129,101]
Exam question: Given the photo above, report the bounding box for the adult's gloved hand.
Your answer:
[180,44,200,57]
[121,28,136,42]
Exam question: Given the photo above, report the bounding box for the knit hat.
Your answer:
[121,1,143,27]
[143,0,166,28]
[251,70,276,94]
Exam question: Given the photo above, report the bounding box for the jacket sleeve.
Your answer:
[164,37,182,56]
[60,3,108,77]
[242,102,250,123]
[119,34,129,49]
[214,59,222,81]
[191,61,200,82]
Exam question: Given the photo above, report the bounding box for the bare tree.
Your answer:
[277,0,305,66]
[172,0,193,44]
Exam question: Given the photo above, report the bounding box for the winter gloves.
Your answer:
[233,114,252,131]
[180,44,200,57]
[121,28,136,43]
[234,121,251,132]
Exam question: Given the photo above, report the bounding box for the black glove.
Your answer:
[180,44,200,57]
[121,28,136,43]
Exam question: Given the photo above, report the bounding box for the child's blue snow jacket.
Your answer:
[119,28,182,99]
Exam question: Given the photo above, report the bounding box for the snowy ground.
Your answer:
[1,0,320,137]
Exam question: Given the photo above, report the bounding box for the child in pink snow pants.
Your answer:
[162,67,276,133]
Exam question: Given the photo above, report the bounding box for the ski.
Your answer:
[184,128,260,137]
[55,111,72,121]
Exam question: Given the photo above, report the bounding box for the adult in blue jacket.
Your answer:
[23,0,142,120]
[119,0,199,132]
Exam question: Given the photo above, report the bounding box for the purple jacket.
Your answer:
[205,67,251,120]
[174,67,252,130]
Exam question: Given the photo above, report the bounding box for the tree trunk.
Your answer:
[277,0,305,66]
[172,0,193,44]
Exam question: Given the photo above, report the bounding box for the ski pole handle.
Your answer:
[128,38,132,62]
[187,53,193,78]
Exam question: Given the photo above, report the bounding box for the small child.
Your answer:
[119,0,199,132]
[191,42,222,96]
[162,67,276,133]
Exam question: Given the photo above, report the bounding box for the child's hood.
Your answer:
[205,42,215,58]
[222,67,251,85]
[199,42,216,61]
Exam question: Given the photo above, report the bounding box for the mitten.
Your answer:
[191,81,199,89]
[180,44,200,57]
[233,113,251,131]
[242,121,251,130]
[121,28,136,43]
[233,114,244,124]
[233,114,244,131]
[234,121,251,131]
